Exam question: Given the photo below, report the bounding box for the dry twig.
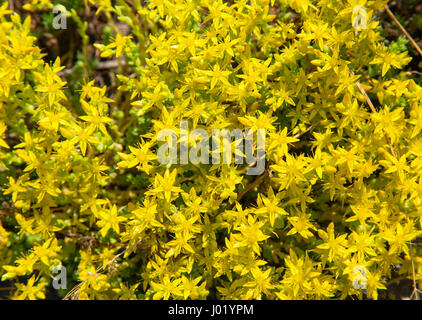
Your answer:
[63,239,141,300]
[384,5,422,57]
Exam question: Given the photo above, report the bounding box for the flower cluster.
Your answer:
[0,0,422,300]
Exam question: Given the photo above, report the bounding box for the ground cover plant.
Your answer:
[1,0,422,300]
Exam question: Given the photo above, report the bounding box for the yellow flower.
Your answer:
[97,205,127,237]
